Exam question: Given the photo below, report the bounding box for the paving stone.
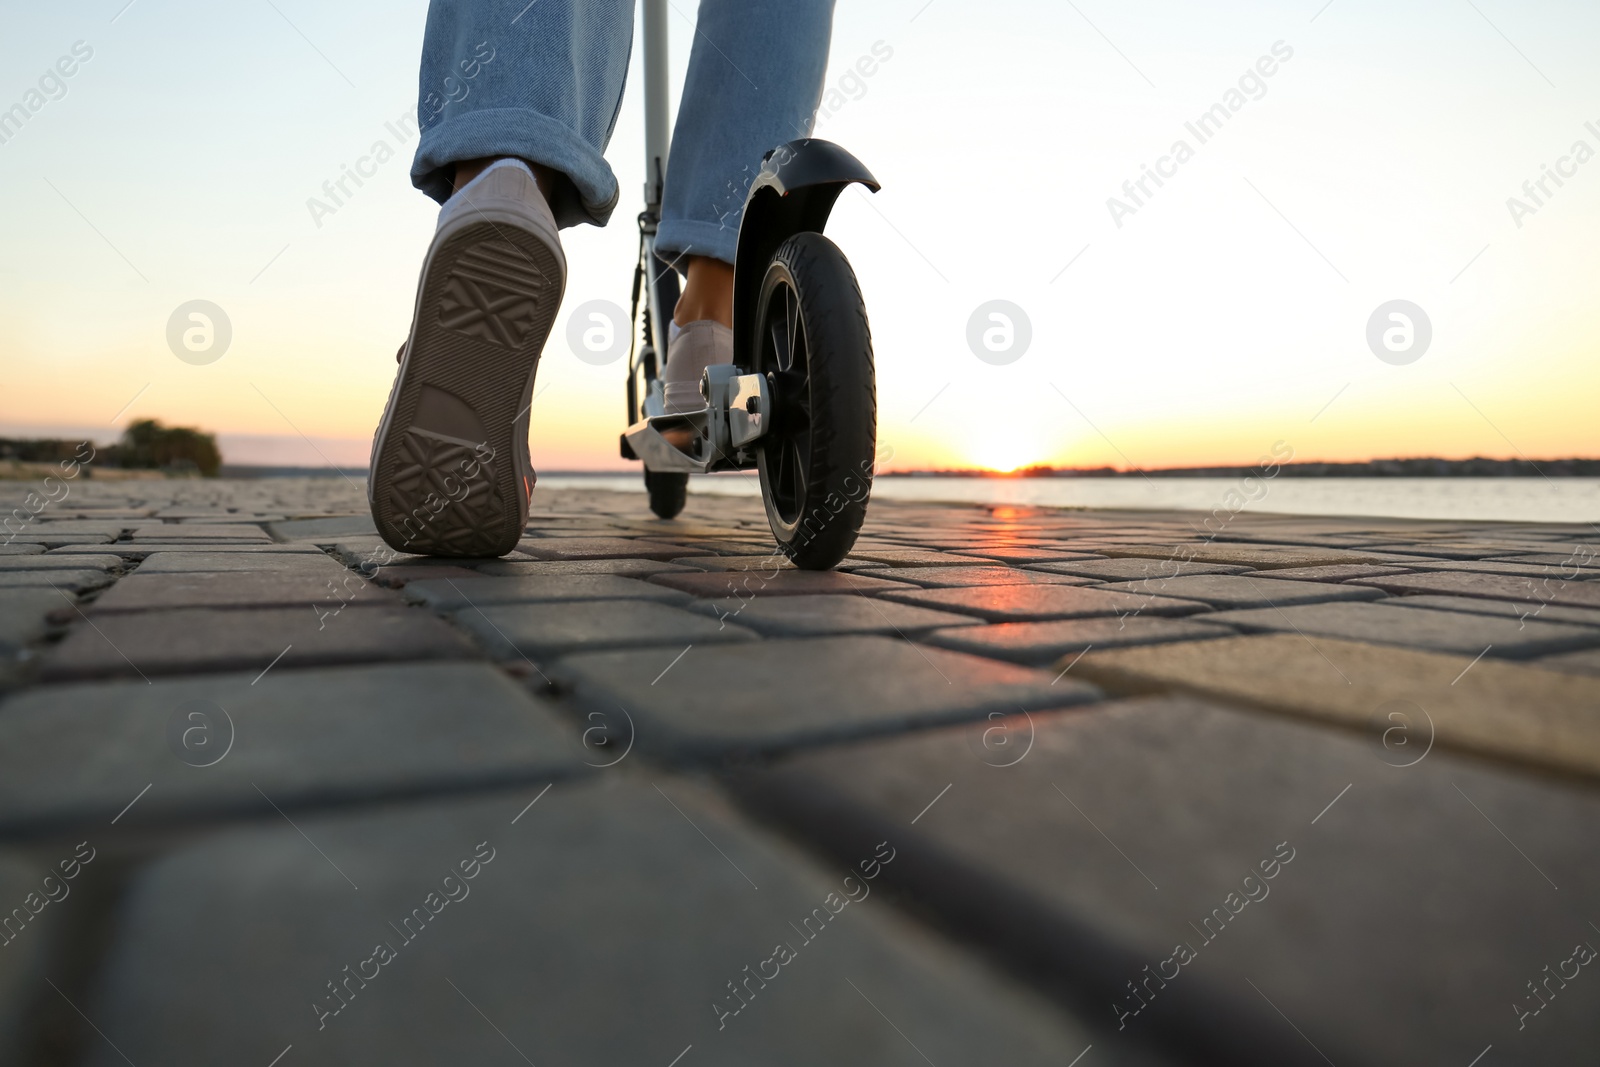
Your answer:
[51,543,323,561]
[81,779,1106,1067]
[1533,648,1600,676]
[958,547,1109,564]
[0,853,47,1063]
[1097,574,1386,609]
[519,536,711,561]
[1353,571,1600,610]
[1095,543,1412,569]
[41,605,476,682]
[17,520,133,535]
[0,569,113,592]
[875,584,1210,622]
[1028,559,1252,581]
[921,616,1236,666]
[454,599,755,660]
[1494,552,1600,570]
[1360,542,1535,559]
[1074,634,1600,778]
[128,524,272,541]
[0,663,586,835]
[1247,564,1415,582]
[855,565,1097,589]
[0,544,45,556]
[686,594,984,637]
[672,555,799,572]
[9,531,116,547]
[728,695,1600,1065]
[406,574,690,611]
[0,589,69,652]
[841,548,996,566]
[367,564,482,588]
[266,514,380,542]
[473,557,699,578]
[86,569,390,614]
[554,636,1099,760]
[649,568,909,599]
[129,550,338,573]
[1376,594,1600,628]
[1397,558,1600,579]
[0,554,123,571]
[1202,601,1600,659]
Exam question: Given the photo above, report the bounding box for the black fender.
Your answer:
[732,138,880,366]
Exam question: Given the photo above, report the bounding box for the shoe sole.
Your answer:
[370,217,563,557]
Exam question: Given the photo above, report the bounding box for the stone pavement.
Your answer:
[0,477,1596,1066]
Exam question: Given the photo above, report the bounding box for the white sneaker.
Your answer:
[369,161,565,557]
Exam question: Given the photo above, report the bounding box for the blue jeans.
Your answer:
[412,0,835,266]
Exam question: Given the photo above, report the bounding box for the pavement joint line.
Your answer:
[652,643,693,685]
[265,1044,293,1067]
[1240,575,1352,685]
[47,580,151,684]
[652,782,758,890]
[446,978,536,1066]
[910,783,952,825]
[1052,783,1159,891]
[1465,1044,1492,1067]
[1311,783,1352,825]
[1452,782,1558,891]
[1451,644,1493,685]
[665,1044,693,1067]
[445,579,552,684]
[252,643,293,686]
[1244,977,1337,1066]
[511,783,553,824]
[252,783,359,891]
[111,783,152,825]
[1051,645,1092,685]
[1065,1044,1093,1067]
[848,587,952,684]
[845,977,939,1067]
[46,978,137,1067]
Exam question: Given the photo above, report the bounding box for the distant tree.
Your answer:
[114,419,221,477]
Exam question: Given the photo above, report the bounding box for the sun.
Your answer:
[968,430,1043,474]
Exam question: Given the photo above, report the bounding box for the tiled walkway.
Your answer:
[1,477,1595,1065]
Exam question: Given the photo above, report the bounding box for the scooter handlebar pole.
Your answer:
[641,0,670,211]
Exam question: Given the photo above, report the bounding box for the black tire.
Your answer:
[751,232,876,570]
[645,469,688,519]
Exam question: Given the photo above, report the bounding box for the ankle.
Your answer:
[674,255,735,329]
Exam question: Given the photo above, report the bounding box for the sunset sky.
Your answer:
[2,0,1597,472]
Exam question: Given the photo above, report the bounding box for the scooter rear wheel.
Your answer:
[644,469,688,519]
[752,232,875,570]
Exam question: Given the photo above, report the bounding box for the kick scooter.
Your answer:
[619,0,880,570]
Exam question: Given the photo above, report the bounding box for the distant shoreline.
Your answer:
[199,458,1600,480]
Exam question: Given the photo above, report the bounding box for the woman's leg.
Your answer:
[659,0,837,324]
[410,0,636,228]
[657,0,834,431]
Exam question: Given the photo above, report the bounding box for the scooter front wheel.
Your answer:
[644,468,688,519]
[752,232,876,570]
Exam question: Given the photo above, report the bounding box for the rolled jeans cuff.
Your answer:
[655,219,739,269]
[410,107,621,230]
